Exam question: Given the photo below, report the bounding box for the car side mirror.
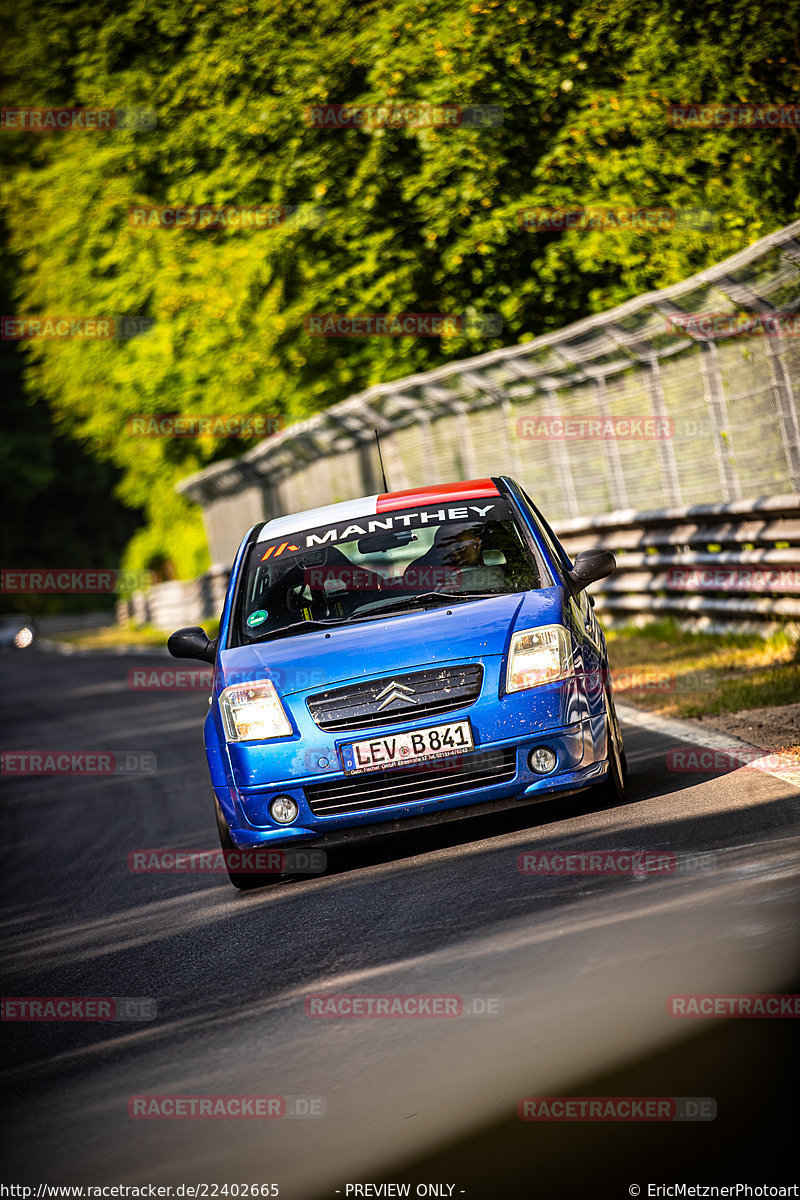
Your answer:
[567,549,616,595]
[167,626,217,663]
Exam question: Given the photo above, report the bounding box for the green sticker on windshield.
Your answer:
[247,609,268,628]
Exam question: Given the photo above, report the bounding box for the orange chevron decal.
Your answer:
[261,542,299,561]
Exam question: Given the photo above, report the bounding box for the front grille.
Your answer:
[306,664,483,733]
[305,747,517,816]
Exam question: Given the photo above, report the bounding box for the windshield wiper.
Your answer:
[251,618,348,642]
[249,592,499,639]
[352,591,497,617]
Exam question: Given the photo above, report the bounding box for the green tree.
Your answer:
[0,243,141,611]
[3,0,797,577]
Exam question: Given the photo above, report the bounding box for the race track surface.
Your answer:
[2,650,798,1197]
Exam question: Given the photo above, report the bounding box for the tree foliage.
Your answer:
[3,0,798,576]
[0,244,141,609]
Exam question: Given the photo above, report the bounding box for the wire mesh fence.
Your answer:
[180,221,800,574]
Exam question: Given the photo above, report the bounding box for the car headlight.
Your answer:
[219,679,293,742]
[506,625,573,693]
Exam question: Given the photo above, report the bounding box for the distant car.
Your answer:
[169,477,626,889]
[0,614,36,650]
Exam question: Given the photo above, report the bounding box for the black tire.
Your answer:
[596,688,626,802]
[214,796,281,891]
[608,685,628,779]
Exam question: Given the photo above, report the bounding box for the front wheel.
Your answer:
[214,796,281,891]
[596,689,626,802]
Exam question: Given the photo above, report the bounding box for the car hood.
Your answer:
[218,587,566,696]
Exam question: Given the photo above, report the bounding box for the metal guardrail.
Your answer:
[556,495,800,624]
[178,220,800,572]
[120,498,800,633]
[116,566,228,631]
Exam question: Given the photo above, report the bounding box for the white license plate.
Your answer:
[340,720,474,775]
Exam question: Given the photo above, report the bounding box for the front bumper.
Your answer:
[215,715,608,849]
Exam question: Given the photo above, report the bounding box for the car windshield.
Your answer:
[234,497,547,643]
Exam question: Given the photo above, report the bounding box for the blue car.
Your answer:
[169,476,626,889]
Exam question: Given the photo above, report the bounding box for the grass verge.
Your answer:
[606,618,800,719]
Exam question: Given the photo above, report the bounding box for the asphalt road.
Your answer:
[2,649,799,1198]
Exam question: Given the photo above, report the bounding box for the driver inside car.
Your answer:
[402,525,506,592]
[296,546,387,619]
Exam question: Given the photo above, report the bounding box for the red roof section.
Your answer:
[376,478,499,512]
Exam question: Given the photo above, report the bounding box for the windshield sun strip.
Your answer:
[233,498,544,644]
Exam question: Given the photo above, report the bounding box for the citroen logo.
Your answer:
[375,681,417,711]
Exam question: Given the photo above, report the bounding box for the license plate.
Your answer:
[340,720,474,775]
